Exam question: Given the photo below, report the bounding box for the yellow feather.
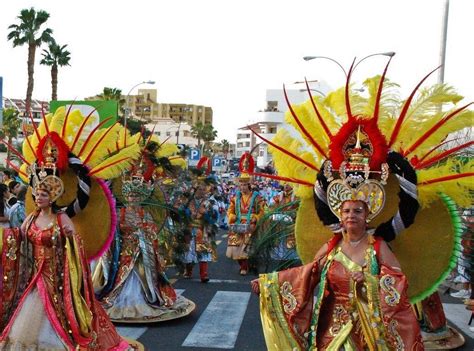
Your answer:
[157,143,178,158]
[89,143,142,179]
[417,158,474,208]
[170,157,186,169]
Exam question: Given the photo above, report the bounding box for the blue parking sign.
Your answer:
[189,148,201,161]
[213,157,222,167]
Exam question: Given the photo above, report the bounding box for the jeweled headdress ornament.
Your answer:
[121,162,155,203]
[238,152,254,183]
[324,126,389,221]
[28,135,65,202]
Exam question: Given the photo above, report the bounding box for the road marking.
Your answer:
[216,240,222,245]
[443,303,474,337]
[221,234,228,238]
[116,326,148,339]
[182,291,251,349]
[175,289,185,296]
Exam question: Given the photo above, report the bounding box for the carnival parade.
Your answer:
[0,1,473,350]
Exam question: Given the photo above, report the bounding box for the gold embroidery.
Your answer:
[5,235,17,261]
[329,304,350,336]
[380,274,401,306]
[280,281,297,314]
[387,319,404,350]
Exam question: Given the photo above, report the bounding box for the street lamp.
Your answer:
[124,80,155,131]
[303,52,395,78]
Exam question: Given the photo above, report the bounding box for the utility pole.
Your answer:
[438,0,449,86]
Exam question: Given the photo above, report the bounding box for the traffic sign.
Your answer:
[189,148,201,161]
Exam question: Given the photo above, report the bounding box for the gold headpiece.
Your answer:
[121,163,154,203]
[324,126,389,222]
[238,152,254,183]
[28,138,64,203]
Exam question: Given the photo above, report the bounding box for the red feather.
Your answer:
[249,172,313,187]
[373,56,393,123]
[283,85,328,158]
[6,160,27,178]
[197,157,211,175]
[305,77,332,138]
[61,99,77,139]
[239,152,255,173]
[414,141,474,170]
[419,172,474,186]
[71,108,99,151]
[402,103,472,157]
[249,126,319,172]
[36,132,70,172]
[77,117,113,158]
[329,118,388,170]
[388,66,440,148]
[344,58,357,121]
[41,103,49,135]
[82,121,118,165]
[0,139,30,165]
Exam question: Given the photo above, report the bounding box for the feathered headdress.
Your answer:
[3,106,142,260]
[250,57,473,302]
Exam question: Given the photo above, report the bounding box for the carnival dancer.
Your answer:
[247,56,472,350]
[93,137,195,323]
[181,157,218,283]
[226,153,264,276]
[0,107,142,349]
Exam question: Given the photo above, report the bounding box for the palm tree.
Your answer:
[220,139,230,157]
[202,124,218,155]
[191,121,206,147]
[40,42,71,101]
[7,8,54,114]
[0,108,22,165]
[97,87,126,114]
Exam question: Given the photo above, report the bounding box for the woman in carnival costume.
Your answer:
[180,157,218,283]
[250,56,472,350]
[93,133,195,322]
[0,107,143,349]
[226,153,265,275]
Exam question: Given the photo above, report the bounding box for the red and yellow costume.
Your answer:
[1,217,129,350]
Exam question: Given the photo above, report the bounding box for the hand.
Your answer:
[62,224,74,237]
[351,271,364,284]
[251,278,260,295]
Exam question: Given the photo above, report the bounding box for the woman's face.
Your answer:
[341,200,368,233]
[35,189,52,209]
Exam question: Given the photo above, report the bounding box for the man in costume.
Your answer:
[226,153,264,275]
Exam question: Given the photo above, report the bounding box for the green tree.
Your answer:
[191,121,206,147]
[220,138,230,157]
[0,108,22,165]
[40,41,71,101]
[7,7,54,114]
[96,87,126,118]
[202,124,218,155]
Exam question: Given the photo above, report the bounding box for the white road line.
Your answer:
[221,234,228,238]
[182,291,251,349]
[189,278,242,284]
[116,326,148,339]
[443,303,474,337]
[175,288,185,296]
[216,240,222,245]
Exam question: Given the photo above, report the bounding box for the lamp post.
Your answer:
[124,80,155,131]
[303,52,395,78]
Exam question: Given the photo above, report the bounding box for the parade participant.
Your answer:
[7,183,26,228]
[0,137,134,349]
[181,157,218,282]
[248,56,472,349]
[93,136,195,322]
[226,153,264,275]
[0,106,149,349]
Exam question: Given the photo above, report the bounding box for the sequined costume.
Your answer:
[94,203,195,323]
[0,215,130,350]
[259,234,423,350]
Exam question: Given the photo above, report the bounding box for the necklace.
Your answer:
[348,233,367,247]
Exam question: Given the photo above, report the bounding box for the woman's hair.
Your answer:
[0,183,8,216]
[8,181,19,192]
[35,186,62,214]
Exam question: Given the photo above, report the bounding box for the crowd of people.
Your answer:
[0,57,472,350]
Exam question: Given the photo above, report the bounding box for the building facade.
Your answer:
[235,81,331,169]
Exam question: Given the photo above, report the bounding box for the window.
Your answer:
[166,132,171,136]
[156,131,161,136]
